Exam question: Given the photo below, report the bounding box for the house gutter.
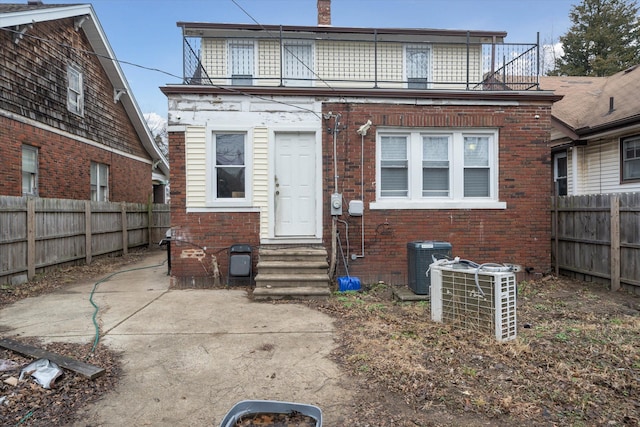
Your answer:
[572,114,640,140]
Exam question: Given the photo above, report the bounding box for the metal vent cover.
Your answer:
[431,265,517,342]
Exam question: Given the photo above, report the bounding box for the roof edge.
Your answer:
[176,21,508,39]
[160,85,562,103]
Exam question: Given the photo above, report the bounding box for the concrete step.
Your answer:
[253,286,332,300]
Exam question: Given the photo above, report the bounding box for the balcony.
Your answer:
[180,25,541,92]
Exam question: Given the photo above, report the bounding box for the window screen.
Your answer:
[463,136,489,197]
[381,136,408,197]
[422,136,449,197]
[284,42,313,86]
[229,41,254,85]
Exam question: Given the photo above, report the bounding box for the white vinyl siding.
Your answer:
[315,40,377,88]
[374,129,503,209]
[432,44,482,89]
[257,40,280,86]
[252,127,269,238]
[201,38,227,85]
[569,138,640,195]
[199,38,483,89]
[186,126,207,207]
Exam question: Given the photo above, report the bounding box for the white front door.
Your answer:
[274,132,316,236]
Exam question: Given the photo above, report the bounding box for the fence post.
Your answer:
[27,198,36,280]
[554,196,559,276]
[85,201,92,265]
[610,195,620,291]
[121,203,128,255]
[148,200,153,247]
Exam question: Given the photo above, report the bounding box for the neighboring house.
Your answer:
[540,66,640,196]
[0,2,169,203]
[161,0,561,296]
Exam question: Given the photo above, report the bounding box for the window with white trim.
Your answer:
[22,145,38,196]
[283,41,313,87]
[375,129,502,209]
[622,135,640,182]
[209,132,251,204]
[90,162,109,202]
[405,44,431,89]
[67,64,84,115]
[229,40,254,85]
[553,151,568,195]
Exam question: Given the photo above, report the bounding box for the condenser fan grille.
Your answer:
[431,266,517,342]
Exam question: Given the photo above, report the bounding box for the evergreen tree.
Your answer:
[551,0,640,76]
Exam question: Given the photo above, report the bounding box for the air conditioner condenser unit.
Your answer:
[430,264,517,342]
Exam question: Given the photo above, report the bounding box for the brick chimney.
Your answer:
[317,0,331,26]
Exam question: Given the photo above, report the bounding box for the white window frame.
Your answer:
[22,145,38,196]
[372,128,506,210]
[621,135,640,182]
[404,44,432,89]
[228,40,256,85]
[67,64,84,116]
[90,162,109,202]
[283,41,314,87]
[553,151,568,195]
[205,128,253,208]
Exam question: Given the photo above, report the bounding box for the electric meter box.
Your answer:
[407,241,452,295]
[330,193,342,215]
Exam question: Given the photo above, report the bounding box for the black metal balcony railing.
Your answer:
[182,32,540,91]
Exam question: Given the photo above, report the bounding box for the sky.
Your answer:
[2,0,579,118]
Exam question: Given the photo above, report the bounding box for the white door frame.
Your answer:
[265,128,323,243]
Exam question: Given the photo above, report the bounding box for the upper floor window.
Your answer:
[229,40,254,85]
[405,45,431,89]
[622,135,640,182]
[283,41,313,87]
[91,162,109,202]
[22,145,38,196]
[374,129,504,210]
[67,64,84,115]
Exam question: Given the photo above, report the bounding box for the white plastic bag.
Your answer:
[19,359,63,389]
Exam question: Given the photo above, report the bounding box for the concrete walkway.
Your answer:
[0,251,353,426]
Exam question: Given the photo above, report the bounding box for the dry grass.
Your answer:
[312,278,640,426]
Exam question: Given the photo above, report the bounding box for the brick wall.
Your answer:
[0,16,153,202]
[321,102,553,283]
[0,116,151,202]
[167,131,260,288]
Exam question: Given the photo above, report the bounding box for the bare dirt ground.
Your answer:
[2,248,640,426]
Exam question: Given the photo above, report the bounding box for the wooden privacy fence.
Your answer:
[552,193,640,294]
[0,196,170,285]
